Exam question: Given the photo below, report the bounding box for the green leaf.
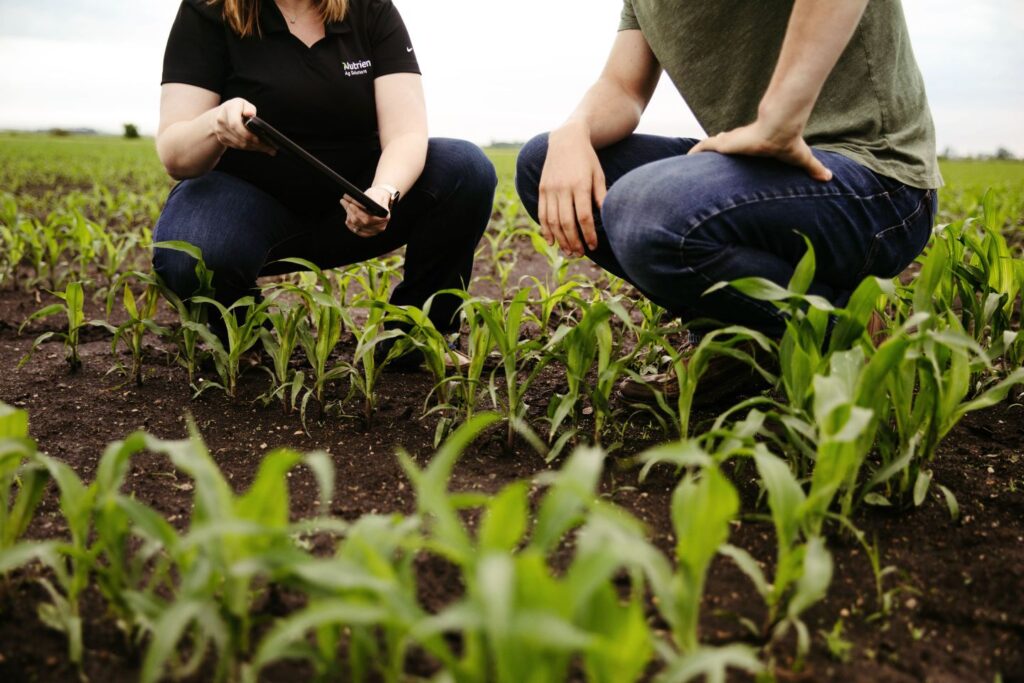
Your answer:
[787,536,832,619]
[913,469,933,507]
[937,484,960,522]
[478,481,528,552]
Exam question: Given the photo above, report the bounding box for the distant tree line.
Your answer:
[939,146,1019,161]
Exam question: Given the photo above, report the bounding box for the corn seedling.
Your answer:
[257,291,307,412]
[544,294,633,447]
[469,289,551,449]
[337,301,407,428]
[0,403,50,581]
[152,241,216,384]
[135,424,336,683]
[95,271,170,386]
[186,295,272,398]
[19,280,87,372]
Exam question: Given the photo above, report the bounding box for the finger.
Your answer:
[557,192,584,256]
[688,137,715,155]
[538,190,554,245]
[574,187,598,251]
[546,193,569,253]
[593,167,608,210]
[803,151,833,182]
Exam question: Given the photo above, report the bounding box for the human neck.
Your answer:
[274,0,316,22]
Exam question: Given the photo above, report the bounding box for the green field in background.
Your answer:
[3,133,1024,211]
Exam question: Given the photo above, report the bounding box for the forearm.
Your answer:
[758,0,869,132]
[156,108,226,180]
[561,77,647,149]
[372,132,427,196]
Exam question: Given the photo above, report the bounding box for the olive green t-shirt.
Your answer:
[620,0,943,189]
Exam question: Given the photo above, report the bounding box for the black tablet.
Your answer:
[243,115,389,218]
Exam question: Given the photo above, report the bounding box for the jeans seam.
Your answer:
[677,186,904,253]
[854,189,932,281]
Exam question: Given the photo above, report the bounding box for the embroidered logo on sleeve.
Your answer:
[343,59,372,77]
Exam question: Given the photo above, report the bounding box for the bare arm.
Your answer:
[540,30,661,256]
[156,83,274,181]
[689,0,870,180]
[561,30,662,150]
[341,73,428,238]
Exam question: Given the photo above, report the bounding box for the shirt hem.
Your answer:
[815,144,944,190]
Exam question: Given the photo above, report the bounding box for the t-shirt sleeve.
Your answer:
[161,1,230,93]
[619,0,640,31]
[367,0,421,77]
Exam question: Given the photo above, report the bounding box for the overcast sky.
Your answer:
[0,0,1021,155]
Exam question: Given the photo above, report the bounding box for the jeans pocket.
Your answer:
[858,189,934,279]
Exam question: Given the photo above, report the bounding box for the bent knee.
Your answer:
[429,138,498,196]
[152,245,201,299]
[514,133,549,218]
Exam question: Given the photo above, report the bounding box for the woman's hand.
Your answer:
[342,186,393,238]
[539,121,608,257]
[210,98,277,155]
[688,111,832,182]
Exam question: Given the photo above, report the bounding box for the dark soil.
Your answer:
[0,242,1022,683]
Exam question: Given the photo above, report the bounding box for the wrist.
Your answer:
[370,184,401,209]
[552,118,591,145]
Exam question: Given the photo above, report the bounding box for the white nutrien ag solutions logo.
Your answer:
[343,59,372,77]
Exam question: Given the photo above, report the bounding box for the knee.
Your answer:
[429,138,498,202]
[151,177,256,297]
[152,243,201,300]
[601,169,659,280]
[515,133,549,218]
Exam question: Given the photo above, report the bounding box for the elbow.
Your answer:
[159,152,199,182]
[156,135,198,181]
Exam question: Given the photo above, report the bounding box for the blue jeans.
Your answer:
[515,133,937,337]
[153,138,497,334]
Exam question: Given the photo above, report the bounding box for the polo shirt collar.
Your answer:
[260,0,351,35]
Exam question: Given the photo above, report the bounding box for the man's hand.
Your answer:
[688,0,870,182]
[538,122,608,257]
[688,114,832,182]
[342,186,393,238]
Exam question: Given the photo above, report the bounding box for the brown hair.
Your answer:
[208,0,350,37]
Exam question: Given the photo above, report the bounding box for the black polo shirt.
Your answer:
[161,0,420,217]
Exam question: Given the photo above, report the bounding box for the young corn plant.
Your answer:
[875,315,1024,509]
[544,294,633,448]
[338,302,407,429]
[0,403,50,581]
[401,416,660,683]
[382,298,476,443]
[257,291,307,412]
[470,288,550,449]
[633,324,776,440]
[186,295,272,398]
[719,444,837,666]
[30,452,101,668]
[95,271,170,386]
[152,241,216,385]
[633,440,765,682]
[0,222,28,289]
[244,514,425,683]
[19,280,87,372]
[135,425,336,683]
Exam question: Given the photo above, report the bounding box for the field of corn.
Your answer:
[0,133,1022,682]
